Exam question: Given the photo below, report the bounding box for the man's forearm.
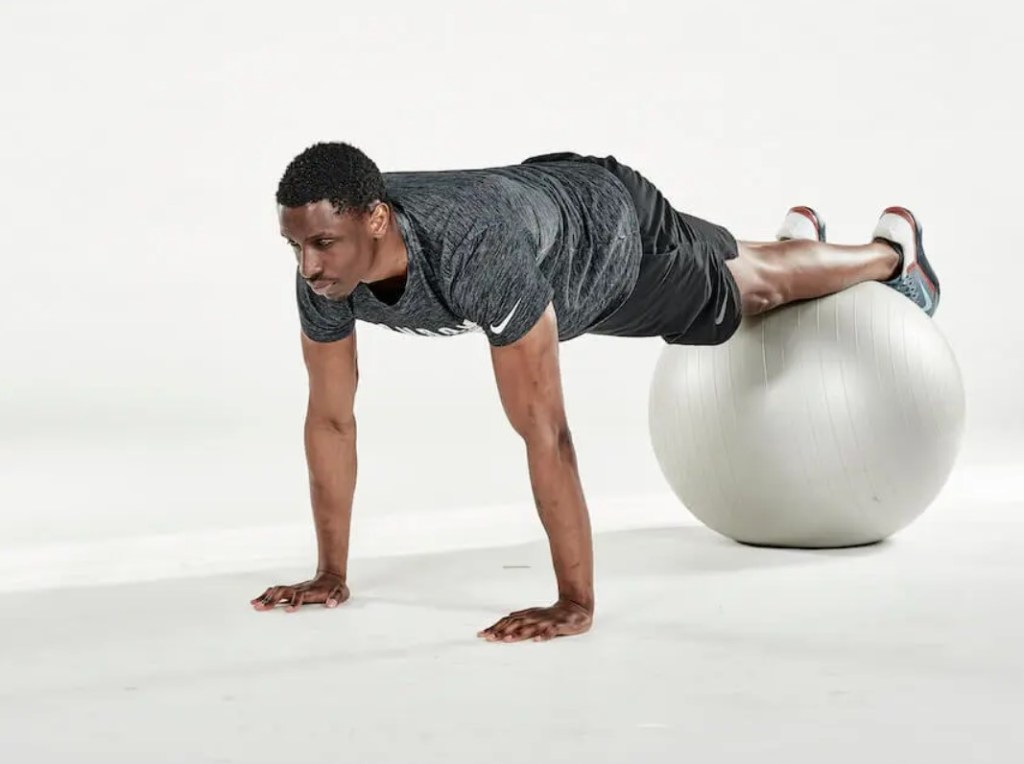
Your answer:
[304,418,357,578]
[525,429,594,611]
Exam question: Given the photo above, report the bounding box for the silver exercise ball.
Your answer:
[648,281,966,548]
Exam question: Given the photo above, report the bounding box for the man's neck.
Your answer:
[367,216,409,285]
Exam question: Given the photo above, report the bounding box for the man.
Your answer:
[253,142,940,643]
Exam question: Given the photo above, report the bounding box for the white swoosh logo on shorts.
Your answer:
[490,299,522,334]
[714,299,728,326]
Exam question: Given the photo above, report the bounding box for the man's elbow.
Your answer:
[306,413,357,438]
[522,422,575,455]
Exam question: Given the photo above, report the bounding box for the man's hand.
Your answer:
[477,599,593,642]
[250,571,349,612]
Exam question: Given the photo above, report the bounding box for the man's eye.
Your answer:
[317,240,332,248]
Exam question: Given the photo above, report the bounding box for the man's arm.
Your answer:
[252,328,358,611]
[480,303,595,641]
[302,329,359,581]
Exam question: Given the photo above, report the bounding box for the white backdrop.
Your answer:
[2,0,1022,573]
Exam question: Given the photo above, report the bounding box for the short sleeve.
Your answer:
[294,269,355,342]
[448,225,554,347]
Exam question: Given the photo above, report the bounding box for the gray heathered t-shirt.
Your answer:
[295,159,643,347]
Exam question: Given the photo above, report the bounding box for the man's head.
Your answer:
[277,141,392,300]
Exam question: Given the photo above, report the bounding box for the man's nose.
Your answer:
[298,248,322,280]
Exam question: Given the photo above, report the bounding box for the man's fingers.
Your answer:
[533,624,558,641]
[500,615,543,642]
[286,591,305,612]
[480,620,510,641]
[253,587,276,609]
[509,620,544,641]
[479,607,582,642]
[489,615,521,638]
[478,618,508,639]
[499,618,525,641]
[325,584,345,607]
[480,613,547,641]
[253,582,349,611]
[479,603,593,642]
[477,606,541,637]
[260,587,288,610]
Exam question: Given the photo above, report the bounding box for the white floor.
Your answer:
[2,491,1022,763]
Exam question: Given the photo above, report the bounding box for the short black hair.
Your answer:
[276,141,386,216]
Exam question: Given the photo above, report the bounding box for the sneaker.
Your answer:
[872,206,940,316]
[776,206,827,242]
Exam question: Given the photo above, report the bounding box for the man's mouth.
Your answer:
[310,280,336,295]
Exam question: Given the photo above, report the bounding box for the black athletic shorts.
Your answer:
[522,151,743,346]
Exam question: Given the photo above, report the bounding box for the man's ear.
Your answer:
[368,201,389,238]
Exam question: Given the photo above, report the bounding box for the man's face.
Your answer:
[279,200,380,301]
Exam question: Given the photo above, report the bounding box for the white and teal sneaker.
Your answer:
[776,206,827,242]
[872,206,940,316]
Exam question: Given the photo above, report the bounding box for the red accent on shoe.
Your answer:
[882,206,917,231]
[791,206,820,227]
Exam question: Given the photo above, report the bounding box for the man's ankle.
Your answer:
[874,238,903,280]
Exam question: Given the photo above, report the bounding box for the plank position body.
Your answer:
[255,143,940,642]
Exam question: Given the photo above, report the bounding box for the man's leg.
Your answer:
[726,206,941,318]
[725,238,899,316]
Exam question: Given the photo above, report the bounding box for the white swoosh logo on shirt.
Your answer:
[490,299,522,334]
